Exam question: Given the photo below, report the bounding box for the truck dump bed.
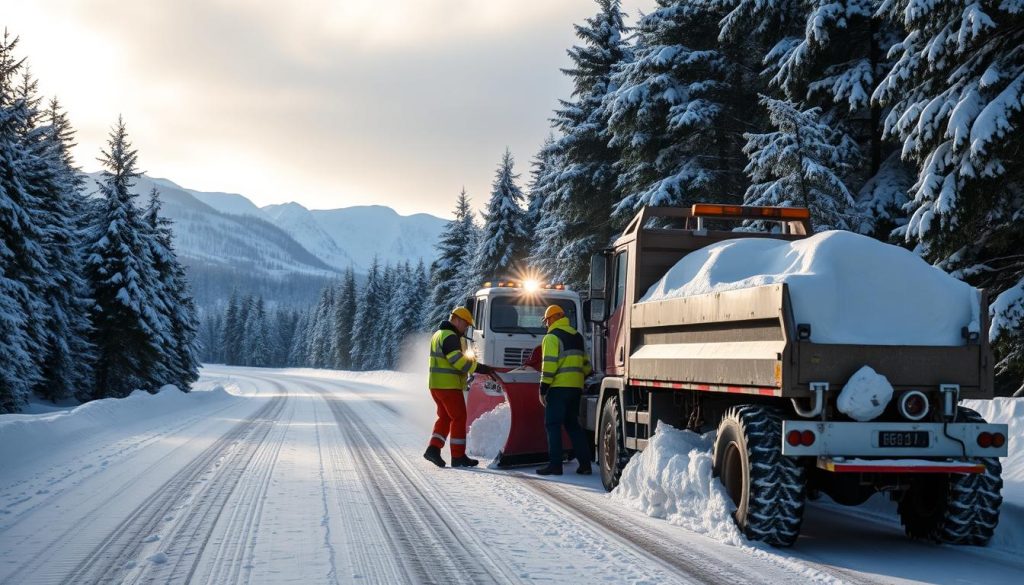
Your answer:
[628,284,992,399]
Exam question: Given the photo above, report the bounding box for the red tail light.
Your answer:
[991,433,1006,448]
[977,432,992,448]
[787,430,802,446]
[800,430,816,446]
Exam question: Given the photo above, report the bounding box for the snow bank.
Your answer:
[0,386,236,468]
[640,231,980,346]
[611,424,742,545]
[836,365,894,421]
[467,402,511,460]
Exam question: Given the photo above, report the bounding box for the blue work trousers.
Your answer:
[544,387,590,468]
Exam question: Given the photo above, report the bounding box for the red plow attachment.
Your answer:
[467,368,571,468]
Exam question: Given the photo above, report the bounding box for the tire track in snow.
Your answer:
[156,376,292,585]
[51,392,288,585]
[311,382,519,585]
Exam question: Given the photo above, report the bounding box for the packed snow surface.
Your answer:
[640,230,980,346]
[467,401,511,460]
[611,424,742,545]
[836,365,894,421]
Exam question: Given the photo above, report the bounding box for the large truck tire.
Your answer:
[897,407,1003,545]
[598,397,630,491]
[713,405,806,547]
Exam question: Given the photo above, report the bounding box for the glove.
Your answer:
[475,363,494,375]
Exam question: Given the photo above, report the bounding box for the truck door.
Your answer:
[606,250,628,376]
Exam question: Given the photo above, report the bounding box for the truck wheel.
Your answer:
[598,398,630,492]
[713,405,806,547]
[897,407,1003,545]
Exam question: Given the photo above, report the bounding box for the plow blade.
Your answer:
[467,370,571,468]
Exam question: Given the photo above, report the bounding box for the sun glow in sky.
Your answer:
[4,0,643,217]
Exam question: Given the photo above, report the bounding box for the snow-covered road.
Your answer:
[1,366,1020,584]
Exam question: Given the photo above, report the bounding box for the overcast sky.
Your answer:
[5,0,645,218]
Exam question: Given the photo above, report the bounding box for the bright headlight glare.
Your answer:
[523,279,541,292]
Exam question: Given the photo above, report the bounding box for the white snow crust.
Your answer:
[836,365,894,421]
[640,230,981,346]
[610,424,742,545]
[467,401,511,461]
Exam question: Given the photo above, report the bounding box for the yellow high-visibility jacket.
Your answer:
[428,322,478,390]
[540,317,591,393]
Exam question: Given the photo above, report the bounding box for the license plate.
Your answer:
[878,431,930,448]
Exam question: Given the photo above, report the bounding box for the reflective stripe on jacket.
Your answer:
[540,317,591,390]
[428,321,478,390]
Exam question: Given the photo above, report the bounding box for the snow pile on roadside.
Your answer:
[611,424,742,545]
[0,386,236,467]
[836,366,893,421]
[467,402,511,460]
[639,230,980,346]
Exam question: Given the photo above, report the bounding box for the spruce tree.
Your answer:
[308,285,335,368]
[144,189,200,388]
[542,0,631,287]
[222,291,241,365]
[351,257,385,370]
[742,96,860,231]
[875,0,1024,393]
[288,309,311,367]
[474,149,528,283]
[83,117,169,398]
[333,267,357,369]
[0,31,48,412]
[427,189,478,327]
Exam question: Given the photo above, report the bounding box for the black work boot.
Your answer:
[451,455,479,468]
[423,446,446,468]
[536,465,563,476]
[576,462,593,475]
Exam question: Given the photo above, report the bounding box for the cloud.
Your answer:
[6,0,642,217]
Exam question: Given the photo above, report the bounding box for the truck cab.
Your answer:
[465,280,583,368]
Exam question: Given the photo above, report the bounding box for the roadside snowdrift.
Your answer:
[0,386,237,468]
[640,230,980,346]
[610,424,742,545]
[467,401,511,460]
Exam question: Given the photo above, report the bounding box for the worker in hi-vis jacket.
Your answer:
[536,305,592,476]
[424,306,494,468]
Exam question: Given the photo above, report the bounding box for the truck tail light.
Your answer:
[898,390,929,421]
[992,433,1005,448]
[977,432,992,448]
[800,430,815,446]
[787,430,802,446]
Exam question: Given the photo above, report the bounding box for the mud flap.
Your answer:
[466,370,571,468]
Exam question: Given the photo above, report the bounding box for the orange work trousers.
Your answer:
[429,389,467,458]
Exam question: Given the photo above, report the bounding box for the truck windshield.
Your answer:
[490,296,577,334]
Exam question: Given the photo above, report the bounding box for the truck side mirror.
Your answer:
[589,299,607,323]
[464,297,476,314]
[589,254,607,298]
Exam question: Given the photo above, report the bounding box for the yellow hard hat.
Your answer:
[451,306,475,327]
[544,305,565,322]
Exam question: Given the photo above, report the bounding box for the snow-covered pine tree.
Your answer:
[272,307,297,367]
[379,263,399,369]
[412,259,430,334]
[474,149,528,284]
[542,0,631,287]
[427,189,478,327]
[604,1,743,217]
[389,263,421,368]
[874,0,1024,393]
[244,297,270,367]
[222,291,241,365]
[144,189,200,388]
[308,285,335,369]
[333,267,357,369]
[351,257,385,370]
[288,309,311,367]
[12,72,96,402]
[523,135,554,241]
[742,96,860,231]
[0,32,49,412]
[83,117,171,398]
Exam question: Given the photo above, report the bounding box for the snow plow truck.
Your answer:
[578,204,1007,547]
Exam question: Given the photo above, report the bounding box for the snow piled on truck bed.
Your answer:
[639,230,980,346]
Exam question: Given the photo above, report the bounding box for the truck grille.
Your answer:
[503,347,533,367]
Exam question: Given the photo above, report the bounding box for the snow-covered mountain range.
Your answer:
[81,173,446,308]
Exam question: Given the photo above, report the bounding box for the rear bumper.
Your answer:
[781,421,1008,458]
[816,457,986,474]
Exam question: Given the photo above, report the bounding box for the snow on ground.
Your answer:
[3,364,1022,584]
[467,401,511,460]
[610,424,742,544]
[639,230,980,346]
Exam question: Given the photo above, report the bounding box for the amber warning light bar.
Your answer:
[691,203,810,220]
